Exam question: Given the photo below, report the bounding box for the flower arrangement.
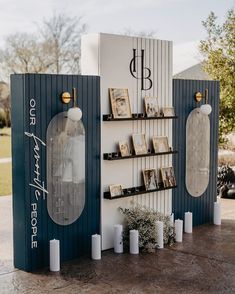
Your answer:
[119,205,175,252]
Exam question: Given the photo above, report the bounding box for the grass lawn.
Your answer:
[0,162,12,196]
[0,128,11,158]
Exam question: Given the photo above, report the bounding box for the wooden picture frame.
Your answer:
[119,141,130,157]
[152,136,169,153]
[162,107,175,117]
[143,169,158,191]
[109,184,123,197]
[132,134,148,155]
[109,88,132,119]
[144,97,159,117]
[160,166,176,188]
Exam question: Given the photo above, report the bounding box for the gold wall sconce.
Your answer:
[194,89,212,115]
[194,89,208,103]
[61,87,82,121]
[61,88,77,107]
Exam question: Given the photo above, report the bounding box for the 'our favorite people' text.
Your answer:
[25,99,48,249]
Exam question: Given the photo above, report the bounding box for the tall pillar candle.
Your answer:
[214,202,221,225]
[50,239,60,272]
[114,224,123,253]
[184,212,193,233]
[156,221,164,249]
[92,234,101,260]
[129,230,139,254]
[175,219,183,242]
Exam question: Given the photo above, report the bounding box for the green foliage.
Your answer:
[199,9,235,144]
[217,165,235,191]
[119,205,174,252]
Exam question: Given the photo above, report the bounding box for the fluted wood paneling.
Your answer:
[172,79,219,225]
[11,74,100,271]
[81,33,173,250]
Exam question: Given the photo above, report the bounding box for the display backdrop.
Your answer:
[11,74,100,271]
[11,39,220,272]
[81,33,173,250]
[172,79,219,225]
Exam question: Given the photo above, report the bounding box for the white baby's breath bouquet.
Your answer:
[119,204,175,252]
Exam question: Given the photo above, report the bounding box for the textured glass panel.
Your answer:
[47,111,85,225]
[186,108,210,197]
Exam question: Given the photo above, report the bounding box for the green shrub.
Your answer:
[119,205,175,252]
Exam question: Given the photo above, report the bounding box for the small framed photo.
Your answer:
[109,184,123,197]
[119,141,130,157]
[144,97,159,117]
[152,136,169,153]
[109,88,132,119]
[143,169,158,191]
[162,107,175,117]
[132,134,148,155]
[160,166,176,188]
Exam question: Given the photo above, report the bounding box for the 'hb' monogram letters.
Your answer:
[129,49,153,90]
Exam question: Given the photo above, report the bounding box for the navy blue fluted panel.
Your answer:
[172,79,219,226]
[11,74,100,271]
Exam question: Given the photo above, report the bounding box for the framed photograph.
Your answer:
[109,88,132,119]
[109,184,123,197]
[119,141,130,157]
[162,107,175,117]
[132,134,148,155]
[160,166,176,188]
[144,97,159,117]
[143,169,158,191]
[152,136,169,153]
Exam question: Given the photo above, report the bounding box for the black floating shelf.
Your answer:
[103,150,178,160]
[103,113,178,121]
[104,185,177,200]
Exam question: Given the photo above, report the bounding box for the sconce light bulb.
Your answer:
[67,107,82,121]
[200,104,212,115]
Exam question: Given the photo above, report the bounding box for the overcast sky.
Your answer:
[0,0,233,74]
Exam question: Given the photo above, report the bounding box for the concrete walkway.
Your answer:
[0,195,14,277]
[221,198,235,220]
[0,157,11,164]
[0,196,235,293]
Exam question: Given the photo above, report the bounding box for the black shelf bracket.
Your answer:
[104,185,177,200]
[103,113,178,121]
[103,150,178,160]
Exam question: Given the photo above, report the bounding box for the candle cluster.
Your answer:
[49,204,221,271]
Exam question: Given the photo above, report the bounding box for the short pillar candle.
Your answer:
[184,212,193,233]
[175,219,183,242]
[129,230,139,254]
[50,239,60,272]
[92,234,101,260]
[156,221,164,249]
[213,202,221,225]
[114,224,123,253]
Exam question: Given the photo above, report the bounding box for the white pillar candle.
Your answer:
[114,224,123,253]
[214,202,221,225]
[170,213,174,225]
[92,234,101,260]
[50,239,60,272]
[175,219,183,242]
[184,212,193,233]
[129,230,139,254]
[156,221,164,249]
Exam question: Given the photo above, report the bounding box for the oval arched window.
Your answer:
[47,111,85,225]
